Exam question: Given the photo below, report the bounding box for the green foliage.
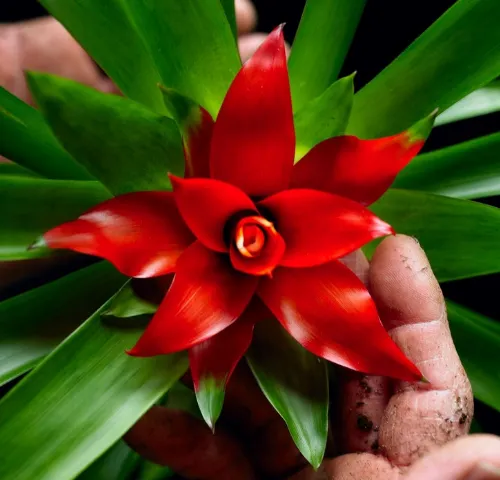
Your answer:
[436,81,500,126]
[0,300,188,480]
[247,321,329,469]
[447,301,500,412]
[28,73,184,196]
[124,0,240,117]
[0,263,124,386]
[195,376,225,431]
[370,189,500,282]
[288,0,366,111]
[39,0,165,111]
[0,87,90,180]
[294,74,354,160]
[348,0,500,137]
[2,0,500,476]
[395,133,500,199]
[0,177,109,260]
[219,0,238,40]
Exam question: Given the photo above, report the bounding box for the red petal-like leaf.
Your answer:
[40,192,194,278]
[189,312,255,429]
[291,115,434,205]
[128,242,258,356]
[210,25,295,197]
[258,262,422,381]
[184,108,214,178]
[259,189,393,268]
[229,215,286,276]
[160,86,214,179]
[170,175,257,252]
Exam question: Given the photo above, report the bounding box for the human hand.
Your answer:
[0,0,262,104]
[124,235,500,479]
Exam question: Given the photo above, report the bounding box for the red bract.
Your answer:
[35,26,427,390]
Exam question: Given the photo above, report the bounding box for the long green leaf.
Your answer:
[0,162,38,178]
[394,133,500,199]
[288,0,366,112]
[0,306,188,480]
[77,441,140,480]
[39,0,164,111]
[0,87,91,180]
[348,0,500,137]
[0,176,110,260]
[369,189,500,282]
[28,73,184,196]
[247,321,328,469]
[220,0,237,40]
[0,263,124,387]
[436,81,500,126]
[124,0,240,117]
[294,74,354,160]
[447,300,500,412]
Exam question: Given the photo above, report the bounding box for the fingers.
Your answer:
[289,453,398,480]
[0,18,112,105]
[124,406,256,480]
[404,434,500,480]
[238,33,268,63]
[370,235,473,466]
[337,250,391,455]
[235,0,257,34]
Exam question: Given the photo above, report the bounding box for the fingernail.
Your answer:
[464,462,500,480]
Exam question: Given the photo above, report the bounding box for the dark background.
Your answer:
[1,0,499,433]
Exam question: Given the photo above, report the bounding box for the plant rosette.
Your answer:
[1,1,500,478]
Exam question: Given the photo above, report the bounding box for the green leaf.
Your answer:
[0,304,189,480]
[77,441,140,480]
[195,376,225,431]
[0,176,110,260]
[137,462,175,480]
[0,162,38,178]
[347,0,500,137]
[394,132,500,199]
[39,0,164,111]
[294,74,354,161]
[164,382,202,420]
[247,321,329,469]
[0,263,124,387]
[447,300,500,412]
[288,0,366,112]
[369,189,500,282]
[102,283,157,319]
[220,0,237,40]
[0,87,91,180]
[27,73,184,196]
[124,0,241,117]
[436,81,500,126]
[160,85,204,131]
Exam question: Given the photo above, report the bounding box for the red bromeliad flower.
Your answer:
[34,27,427,396]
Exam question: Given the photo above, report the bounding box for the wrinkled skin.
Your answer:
[125,236,500,480]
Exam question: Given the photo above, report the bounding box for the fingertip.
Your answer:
[235,0,258,34]
[369,234,443,329]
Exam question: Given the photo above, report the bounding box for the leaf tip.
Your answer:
[407,110,438,143]
[27,235,47,251]
[195,377,225,433]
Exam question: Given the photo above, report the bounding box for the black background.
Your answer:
[1,0,499,434]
